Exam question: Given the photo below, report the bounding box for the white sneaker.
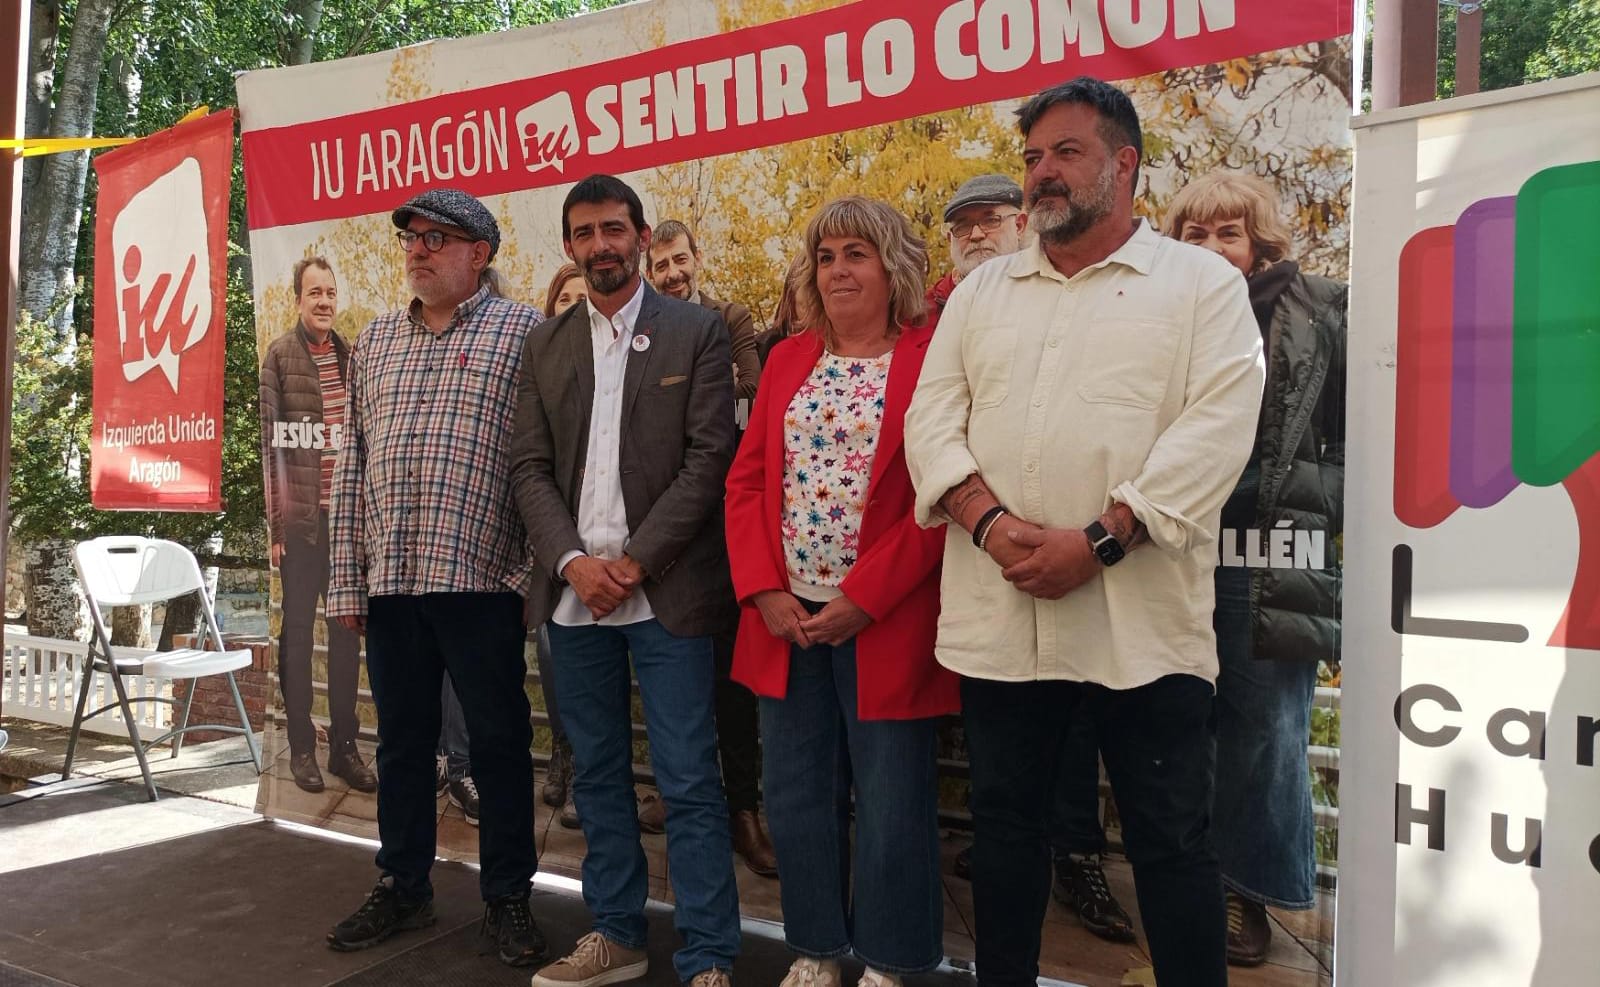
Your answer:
[779,957,841,987]
[857,969,902,987]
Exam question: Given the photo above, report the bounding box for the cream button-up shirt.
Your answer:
[905,221,1265,688]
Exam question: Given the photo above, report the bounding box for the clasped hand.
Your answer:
[985,516,1099,600]
[564,554,644,620]
[752,590,872,647]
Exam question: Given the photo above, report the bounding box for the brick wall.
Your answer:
[168,635,273,743]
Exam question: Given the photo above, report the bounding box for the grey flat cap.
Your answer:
[943,174,1024,222]
[392,188,501,260]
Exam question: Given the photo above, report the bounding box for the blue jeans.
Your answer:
[439,677,469,781]
[545,619,740,979]
[759,621,943,974]
[1212,563,1318,909]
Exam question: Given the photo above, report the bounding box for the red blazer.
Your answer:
[725,325,960,721]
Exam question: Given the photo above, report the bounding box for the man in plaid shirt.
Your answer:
[325,188,546,966]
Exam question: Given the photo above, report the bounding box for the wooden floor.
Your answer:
[258,735,1333,987]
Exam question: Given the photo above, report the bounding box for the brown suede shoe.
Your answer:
[531,931,648,987]
[290,751,325,793]
[1225,890,1272,966]
[560,791,581,829]
[327,739,379,793]
[730,809,779,877]
[637,792,666,834]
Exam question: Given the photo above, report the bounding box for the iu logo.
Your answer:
[1392,160,1600,649]
[514,91,579,175]
[111,156,213,392]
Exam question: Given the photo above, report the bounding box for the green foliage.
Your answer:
[1525,0,1600,81]
[1436,0,1600,98]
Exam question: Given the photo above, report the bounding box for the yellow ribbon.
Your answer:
[0,106,212,157]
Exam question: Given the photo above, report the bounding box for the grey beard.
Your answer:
[1032,200,1100,246]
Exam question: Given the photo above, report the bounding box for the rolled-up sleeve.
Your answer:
[1112,261,1264,555]
[905,283,981,527]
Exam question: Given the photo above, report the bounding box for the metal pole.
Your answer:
[1372,0,1441,110]
[1456,6,1484,96]
[0,1,26,746]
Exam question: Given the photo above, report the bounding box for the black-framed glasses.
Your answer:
[396,229,475,252]
[945,211,1021,241]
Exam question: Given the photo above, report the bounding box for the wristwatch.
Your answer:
[1084,520,1126,567]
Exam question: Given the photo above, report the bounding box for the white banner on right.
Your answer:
[1339,72,1600,986]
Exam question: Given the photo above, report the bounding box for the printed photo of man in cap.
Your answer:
[325,188,547,966]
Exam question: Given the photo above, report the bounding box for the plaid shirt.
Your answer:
[328,286,543,616]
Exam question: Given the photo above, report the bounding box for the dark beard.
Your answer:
[582,251,635,294]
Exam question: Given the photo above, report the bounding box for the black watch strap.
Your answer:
[1085,520,1126,567]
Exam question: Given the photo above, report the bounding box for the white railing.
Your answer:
[2,633,172,739]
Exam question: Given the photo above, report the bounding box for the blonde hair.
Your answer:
[792,196,928,349]
[1161,171,1295,272]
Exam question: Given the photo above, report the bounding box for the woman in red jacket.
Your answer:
[726,196,959,987]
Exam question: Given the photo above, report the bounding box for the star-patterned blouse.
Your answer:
[781,348,893,602]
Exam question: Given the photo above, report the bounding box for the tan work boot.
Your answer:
[531,931,648,987]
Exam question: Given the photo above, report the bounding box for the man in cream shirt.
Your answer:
[905,78,1264,987]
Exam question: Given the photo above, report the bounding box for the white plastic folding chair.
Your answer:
[65,536,264,801]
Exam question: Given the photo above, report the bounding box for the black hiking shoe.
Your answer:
[1053,852,1137,943]
[327,877,436,951]
[480,893,549,967]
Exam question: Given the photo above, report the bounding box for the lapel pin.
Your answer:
[632,334,651,352]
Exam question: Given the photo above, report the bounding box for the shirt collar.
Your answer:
[407,284,492,332]
[687,288,702,306]
[1010,219,1160,282]
[586,278,647,338]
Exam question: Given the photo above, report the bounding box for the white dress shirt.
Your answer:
[553,281,655,626]
[904,221,1265,688]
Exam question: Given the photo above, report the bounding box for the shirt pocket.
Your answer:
[1076,318,1182,411]
[963,322,1020,411]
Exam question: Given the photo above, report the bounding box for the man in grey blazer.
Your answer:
[511,174,740,987]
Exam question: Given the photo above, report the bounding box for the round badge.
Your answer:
[631,334,651,352]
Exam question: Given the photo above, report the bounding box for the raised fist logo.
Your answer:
[1394,160,1600,649]
[515,91,579,175]
[111,156,213,392]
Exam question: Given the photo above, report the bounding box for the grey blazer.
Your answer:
[509,284,738,638]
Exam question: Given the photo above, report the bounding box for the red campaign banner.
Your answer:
[91,110,233,511]
[242,0,1351,230]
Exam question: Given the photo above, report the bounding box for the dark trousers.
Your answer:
[365,592,536,901]
[963,674,1224,987]
[277,510,360,755]
[713,630,761,813]
[1051,712,1107,856]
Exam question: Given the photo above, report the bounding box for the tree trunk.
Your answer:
[284,0,324,66]
[18,0,116,339]
[22,1,59,200]
[110,603,151,647]
[157,592,200,651]
[23,539,87,640]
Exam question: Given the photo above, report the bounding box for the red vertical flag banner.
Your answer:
[90,109,232,510]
